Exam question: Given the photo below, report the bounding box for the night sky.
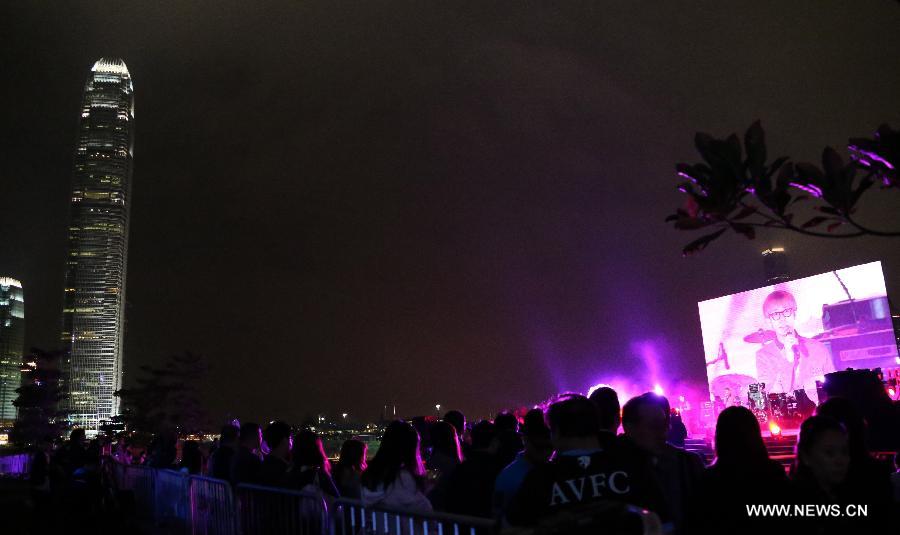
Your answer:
[2,2,899,425]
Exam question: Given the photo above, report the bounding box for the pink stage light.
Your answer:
[653,384,664,396]
[768,421,782,436]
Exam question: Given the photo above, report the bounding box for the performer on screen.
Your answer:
[755,290,835,404]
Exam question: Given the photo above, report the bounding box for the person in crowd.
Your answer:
[291,429,339,496]
[667,410,688,448]
[493,408,553,523]
[259,421,293,487]
[232,421,264,485]
[425,420,463,506]
[333,439,368,499]
[619,393,702,535]
[443,410,470,457]
[815,397,894,522]
[691,406,788,534]
[443,410,466,443]
[588,386,620,449]
[435,420,503,517]
[506,394,668,527]
[113,433,132,465]
[816,398,893,495]
[179,441,203,475]
[146,430,177,469]
[426,420,462,475]
[791,415,853,532]
[361,420,432,512]
[494,411,524,469]
[208,423,240,480]
[54,428,88,476]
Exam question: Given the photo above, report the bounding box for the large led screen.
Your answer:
[699,261,897,405]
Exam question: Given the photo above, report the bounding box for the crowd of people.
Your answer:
[17,387,900,534]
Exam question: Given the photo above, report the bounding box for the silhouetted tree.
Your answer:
[667,122,899,255]
[11,348,68,447]
[115,350,209,437]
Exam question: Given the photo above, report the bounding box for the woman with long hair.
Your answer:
[333,439,367,499]
[361,420,431,511]
[691,406,788,535]
[290,429,339,497]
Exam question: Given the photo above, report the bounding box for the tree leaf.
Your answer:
[730,205,757,220]
[682,228,727,256]
[801,216,828,229]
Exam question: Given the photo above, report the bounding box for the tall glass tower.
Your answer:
[61,58,134,432]
[0,277,25,426]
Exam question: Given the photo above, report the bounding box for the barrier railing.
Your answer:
[0,453,32,477]
[156,468,192,533]
[191,475,238,535]
[236,483,327,535]
[106,459,662,535]
[330,499,496,535]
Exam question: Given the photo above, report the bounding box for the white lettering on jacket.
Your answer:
[548,471,630,507]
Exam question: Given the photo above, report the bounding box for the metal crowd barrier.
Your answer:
[106,459,661,535]
[156,468,192,533]
[236,483,327,535]
[191,475,238,535]
[330,499,496,535]
[0,453,32,477]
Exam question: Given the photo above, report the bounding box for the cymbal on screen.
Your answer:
[743,329,776,344]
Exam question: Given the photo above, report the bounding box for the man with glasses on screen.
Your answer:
[755,290,835,405]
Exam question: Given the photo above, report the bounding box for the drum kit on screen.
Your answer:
[706,329,816,427]
[709,374,814,425]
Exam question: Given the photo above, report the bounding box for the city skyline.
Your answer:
[60,58,135,432]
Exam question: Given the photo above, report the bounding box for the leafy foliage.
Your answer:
[11,348,69,446]
[115,351,209,437]
[667,122,900,255]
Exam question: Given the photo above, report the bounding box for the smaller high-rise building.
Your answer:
[762,247,789,285]
[0,277,25,425]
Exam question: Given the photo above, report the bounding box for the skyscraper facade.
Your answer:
[0,277,25,426]
[61,58,134,431]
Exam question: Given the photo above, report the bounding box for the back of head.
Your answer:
[588,387,621,432]
[621,393,669,454]
[338,439,367,471]
[547,394,600,438]
[240,422,261,448]
[470,420,497,450]
[622,393,666,429]
[264,421,293,452]
[815,397,867,461]
[293,429,329,472]
[429,420,461,461]
[494,412,518,433]
[522,408,550,440]
[443,410,466,437]
[363,420,422,490]
[714,406,768,468]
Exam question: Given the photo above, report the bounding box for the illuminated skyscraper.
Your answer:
[0,277,25,426]
[61,58,134,431]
